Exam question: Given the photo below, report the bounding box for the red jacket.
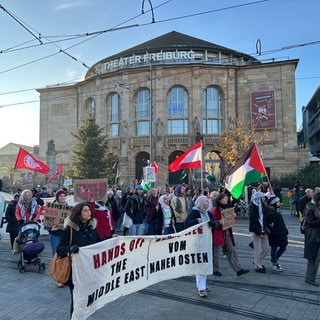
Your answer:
[211,206,235,247]
[90,202,114,240]
[15,199,40,222]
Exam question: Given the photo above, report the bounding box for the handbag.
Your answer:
[123,212,133,228]
[49,228,73,284]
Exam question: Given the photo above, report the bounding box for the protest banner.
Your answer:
[221,207,236,230]
[43,202,73,229]
[73,179,108,202]
[71,222,212,320]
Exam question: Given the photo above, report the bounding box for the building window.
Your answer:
[86,97,96,115]
[167,86,188,134]
[202,87,223,134]
[108,93,120,137]
[135,89,150,136]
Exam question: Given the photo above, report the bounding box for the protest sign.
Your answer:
[73,179,108,202]
[71,222,212,320]
[43,202,73,229]
[221,207,236,230]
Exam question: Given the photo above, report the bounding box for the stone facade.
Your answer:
[36,31,308,188]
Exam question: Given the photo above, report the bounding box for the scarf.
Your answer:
[251,191,266,227]
[18,198,38,221]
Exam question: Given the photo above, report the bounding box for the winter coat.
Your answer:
[249,202,269,236]
[265,206,288,248]
[106,197,120,221]
[90,202,114,240]
[125,193,146,224]
[5,200,19,234]
[15,198,40,223]
[303,203,320,261]
[170,195,189,223]
[211,206,236,247]
[185,206,217,243]
[145,195,160,224]
[56,217,100,257]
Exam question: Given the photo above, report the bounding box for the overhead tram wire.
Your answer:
[0,0,264,56]
[0,0,267,75]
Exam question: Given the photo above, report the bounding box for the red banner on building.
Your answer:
[251,90,276,130]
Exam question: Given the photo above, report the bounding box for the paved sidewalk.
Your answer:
[0,209,319,320]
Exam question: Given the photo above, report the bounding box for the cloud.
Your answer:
[54,2,84,11]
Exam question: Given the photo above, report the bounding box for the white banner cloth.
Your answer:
[71,222,212,320]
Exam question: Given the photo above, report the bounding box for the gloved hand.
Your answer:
[70,244,79,254]
[18,219,24,226]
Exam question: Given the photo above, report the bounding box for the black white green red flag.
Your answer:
[224,144,267,199]
[168,141,202,172]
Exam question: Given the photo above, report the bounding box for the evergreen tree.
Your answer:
[66,112,116,180]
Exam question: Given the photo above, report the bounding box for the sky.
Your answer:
[0,0,319,149]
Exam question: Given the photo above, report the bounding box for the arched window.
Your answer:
[135,89,150,136]
[86,97,96,115]
[167,86,188,135]
[202,87,223,134]
[107,93,120,137]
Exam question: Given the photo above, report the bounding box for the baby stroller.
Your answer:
[17,222,45,273]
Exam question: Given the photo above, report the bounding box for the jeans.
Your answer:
[129,223,144,236]
[163,227,171,235]
[49,233,62,256]
[270,246,286,264]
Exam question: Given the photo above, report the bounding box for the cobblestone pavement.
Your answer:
[0,209,319,320]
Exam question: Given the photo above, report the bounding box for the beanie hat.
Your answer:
[175,184,183,195]
[55,189,67,201]
[267,195,280,206]
[135,185,143,191]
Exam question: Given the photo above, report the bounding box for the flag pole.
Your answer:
[200,141,203,191]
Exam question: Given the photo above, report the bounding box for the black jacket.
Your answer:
[56,217,100,258]
[5,200,19,234]
[265,206,288,247]
[304,203,320,261]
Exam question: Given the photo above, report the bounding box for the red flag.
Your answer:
[47,163,64,183]
[14,148,50,174]
[151,161,159,174]
[168,141,202,173]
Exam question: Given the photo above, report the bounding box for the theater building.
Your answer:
[37,31,306,188]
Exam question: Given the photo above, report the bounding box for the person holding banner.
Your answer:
[56,201,101,318]
[212,193,250,277]
[185,195,217,297]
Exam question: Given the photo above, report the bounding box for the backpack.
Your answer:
[300,202,314,234]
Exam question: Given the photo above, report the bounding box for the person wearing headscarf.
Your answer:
[249,191,269,273]
[265,195,288,272]
[15,189,40,226]
[170,184,189,232]
[158,194,176,234]
[185,195,217,297]
[211,193,249,277]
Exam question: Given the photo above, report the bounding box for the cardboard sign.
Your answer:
[43,202,73,229]
[73,179,108,202]
[221,207,236,230]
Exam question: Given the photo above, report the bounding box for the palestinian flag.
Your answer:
[225,144,267,199]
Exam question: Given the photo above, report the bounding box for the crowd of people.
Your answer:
[3,182,320,317]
